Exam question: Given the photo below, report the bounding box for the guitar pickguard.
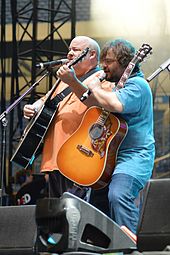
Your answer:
[89,119,112,158]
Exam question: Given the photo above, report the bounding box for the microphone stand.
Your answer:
[147,58,170,82]
[146,59,170,107]
[0,70,50,206]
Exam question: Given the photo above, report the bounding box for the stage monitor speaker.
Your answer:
[0,205,37,255]
[36,192,136,254]
[137,178,170,252]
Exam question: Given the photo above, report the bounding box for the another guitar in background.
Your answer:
[57,43,152,190]
[11,48,90,169]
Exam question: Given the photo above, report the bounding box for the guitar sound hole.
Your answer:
[89,124,104,140]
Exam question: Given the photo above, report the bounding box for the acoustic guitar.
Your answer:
[57,43,152,189]
[11,47,89,169]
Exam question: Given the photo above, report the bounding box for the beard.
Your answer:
[105,72,120,83]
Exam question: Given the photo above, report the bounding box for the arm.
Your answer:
[57,64,88,99]
[57,64,123,113]
[88,80,123,113]
[23,86,55,119]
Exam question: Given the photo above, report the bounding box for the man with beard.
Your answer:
[57,38,155,234]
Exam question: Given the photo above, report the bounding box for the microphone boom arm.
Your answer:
[147,58,170,82]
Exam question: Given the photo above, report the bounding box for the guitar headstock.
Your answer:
[116,43,152,90]
[135,43,152,63]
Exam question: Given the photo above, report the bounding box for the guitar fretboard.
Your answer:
[97,109,110,126]
[116,62,136,90]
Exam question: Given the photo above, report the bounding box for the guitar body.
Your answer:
[57,106,128,189]
[11,105,57,168]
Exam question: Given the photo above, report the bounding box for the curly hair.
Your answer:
[100,38,140,72]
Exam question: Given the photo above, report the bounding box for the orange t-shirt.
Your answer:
[40,71,113,172]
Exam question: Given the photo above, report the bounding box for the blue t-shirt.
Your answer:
[114,71,155,187]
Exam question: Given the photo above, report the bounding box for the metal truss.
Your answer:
[0,0,76,198]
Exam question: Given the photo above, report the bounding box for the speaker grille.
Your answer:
[137,178,170,251]
[0,205,37,250]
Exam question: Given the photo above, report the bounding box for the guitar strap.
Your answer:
[47,86,72,109]
[48,66,101,108]
[79,66,101,82]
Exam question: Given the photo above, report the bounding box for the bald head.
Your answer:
[71,36,100,63]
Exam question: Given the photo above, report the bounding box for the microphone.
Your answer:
[36,58,68,69]
[147,58,170,82]
[80,72,106,102]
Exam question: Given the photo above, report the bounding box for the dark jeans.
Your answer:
[48,170,89,200]
[89,185,110,217]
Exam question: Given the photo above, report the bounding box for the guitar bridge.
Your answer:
[77,145,94,157]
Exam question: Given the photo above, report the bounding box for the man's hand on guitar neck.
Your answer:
[23,99,43,119]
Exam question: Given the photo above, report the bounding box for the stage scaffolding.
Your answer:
[0,0,76,199]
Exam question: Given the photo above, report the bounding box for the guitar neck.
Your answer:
[115,43,152,90]
[97,108,110,125]
[116,62,135,90]
[44,78,62,104]
[116,61,136,90]
[44,47,90,104]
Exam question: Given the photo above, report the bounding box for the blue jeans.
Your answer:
[108,173,143,234]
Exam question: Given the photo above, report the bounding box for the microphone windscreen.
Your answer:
[98,71,106,82]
